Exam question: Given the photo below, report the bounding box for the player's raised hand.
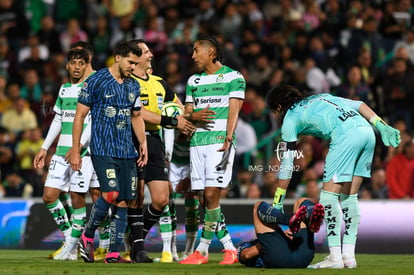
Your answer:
[373,118,401,148]
[176,115,196,134]
[33,148,47,169]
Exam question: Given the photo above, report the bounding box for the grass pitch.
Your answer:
[0,250,412,275]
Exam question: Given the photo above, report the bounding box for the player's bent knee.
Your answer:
[104,191,119,204]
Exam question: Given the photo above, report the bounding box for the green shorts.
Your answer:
[91,155,138,201]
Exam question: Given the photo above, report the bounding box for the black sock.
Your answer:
[143,204,163,239]
[127,207,144,251]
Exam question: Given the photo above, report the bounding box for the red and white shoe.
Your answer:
[179,251,208,265]
[219,249,238,265]
[309,203,324,233]
[289,205,307,234]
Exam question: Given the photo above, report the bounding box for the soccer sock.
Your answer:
[257,201,290,225]
[143,204,163,239]
[216,212,236,251]
[70,207,86,239]
[159,205,172,253]
[170,194,178,257]
[197,207,220,255]
[46,199,71,241]
[272,187,286,212]
[84,196,111,239]
[66,207,86,250]
[97,217,110,250]
[340,193,360,259]
[184,198,199,254]
[320,190,342,261]
[127,207,144,252]
[108,206,128,254]
[59,193,74,221]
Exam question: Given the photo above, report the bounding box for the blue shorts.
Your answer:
[91,155,138,201]
[323,125,375,183]
[258,227,314,268]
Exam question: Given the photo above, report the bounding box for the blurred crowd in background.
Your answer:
[0,0,413,201]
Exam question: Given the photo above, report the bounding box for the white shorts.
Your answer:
[169,162,190,191]
[44,155,99,193]
[189,143,235,190]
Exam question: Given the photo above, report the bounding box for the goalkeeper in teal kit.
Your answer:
[266,85,400,269]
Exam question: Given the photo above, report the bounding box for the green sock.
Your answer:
[59,193,73,220]
[98,217,110,249]
[197,207,220,254]
[272,187,286,211]
[184,198,199,254]
[320,190,341,247]
[71,207,86,238]
[159,205,172,253]
[46,199,71,239]
[216,212,235,250]
[340,193,360,246]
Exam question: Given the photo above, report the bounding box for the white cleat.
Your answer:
[307,256,344,269]
[343,256,357,268]
[53,243,78,261]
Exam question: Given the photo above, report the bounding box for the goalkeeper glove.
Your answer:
[370,116,401,148]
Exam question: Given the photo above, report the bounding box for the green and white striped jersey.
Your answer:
[185,65,245,146]
[53,82,88,156]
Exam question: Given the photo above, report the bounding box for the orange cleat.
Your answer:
[219,249,238,265]
[179,251,208,265]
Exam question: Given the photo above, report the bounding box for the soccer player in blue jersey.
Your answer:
[238,198,324,268]
[266,85,400,269]
[70,40,147,264]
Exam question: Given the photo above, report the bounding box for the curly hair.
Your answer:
[266,85,309,121]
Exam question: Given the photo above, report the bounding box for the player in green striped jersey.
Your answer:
[180,35,245,265]
[33,48,95,261]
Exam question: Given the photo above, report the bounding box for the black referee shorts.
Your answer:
[139,133,169,183]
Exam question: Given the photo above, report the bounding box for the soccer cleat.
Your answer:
[53,243,78,261]
[79,233,95,263]
[179,251,208,264]
[307,256,344,269]
[122,251,131,261]
[94,248,108,261]
[172,252,179,262]
[308,203,325,233]
[134,250,153,263]
[104,253,132,264]
[343,256,357,268]
[179,252,191,261]
[160,251,173,263]
[289,205,307,234]
[48,242,64,259]
[219,249,238,265]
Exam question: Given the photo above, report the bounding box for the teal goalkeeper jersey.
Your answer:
[281,93,369,142]
[185,65,245,146]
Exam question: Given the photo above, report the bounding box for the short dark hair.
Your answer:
[70,41,94,57]
[197,34,224,63]
[67,48,90,63]
[114,40,142,58]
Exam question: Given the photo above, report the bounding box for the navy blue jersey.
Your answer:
[79,68,141,158]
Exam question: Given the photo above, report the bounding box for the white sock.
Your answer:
[342,243,355,259]
[329,246,342,262]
